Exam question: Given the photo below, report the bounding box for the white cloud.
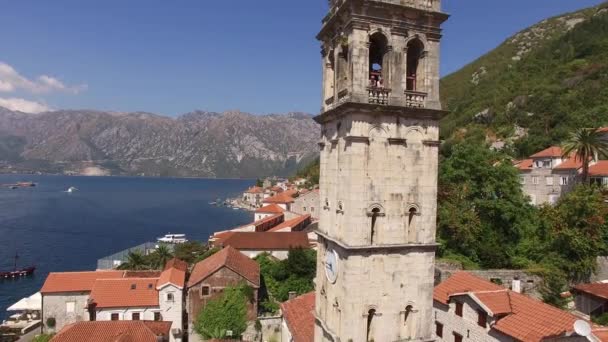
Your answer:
[0,62,87,94]
[0,97,51,113]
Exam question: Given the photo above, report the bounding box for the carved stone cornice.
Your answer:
[314,101,448,124]
[344,135,370,144]
[388,138,407,145]
[422,140,441,146]
[316,230,439,252]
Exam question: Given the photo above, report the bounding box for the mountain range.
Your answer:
[0,108,319,178]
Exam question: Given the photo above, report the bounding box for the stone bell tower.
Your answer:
[313,0,448,341]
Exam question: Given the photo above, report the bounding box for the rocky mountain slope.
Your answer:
[0,108,319,178]
[440,2,608,157]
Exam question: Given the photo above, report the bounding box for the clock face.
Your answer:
[324,249,338,283]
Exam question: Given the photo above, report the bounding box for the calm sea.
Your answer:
[0,175,253,321]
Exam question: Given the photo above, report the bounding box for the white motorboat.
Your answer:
[156,233,188,244]
[66,186,78,193]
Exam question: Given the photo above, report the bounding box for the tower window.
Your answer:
[366,308,376,341]
[368,32,389,88]
[404,305,413,325]
[406,39,424,91]
[370,207,380,244]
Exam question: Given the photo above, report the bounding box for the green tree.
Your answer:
[173,241,209,264]
[438,139,537,268]
[151,244,173,269]
[194,284,249,339]
[562,128,608,182]
[117,251,150,270]
[33,335,54,342]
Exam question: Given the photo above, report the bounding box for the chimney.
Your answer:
[288,291,297,300]
[512,277,522,293]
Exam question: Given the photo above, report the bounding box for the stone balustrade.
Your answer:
[404,90,427,108]
[367,87,391,105]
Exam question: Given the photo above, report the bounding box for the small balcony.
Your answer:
[404,90,427,108]
[368,87,391,105]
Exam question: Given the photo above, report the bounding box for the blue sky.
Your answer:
[0,0,604,115]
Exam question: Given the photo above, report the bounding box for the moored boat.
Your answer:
[156,233,188,244]
[0,254,35,280]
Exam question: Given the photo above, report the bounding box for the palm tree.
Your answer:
[117,251,150,270]
[562,128,608,183]
[152,244,173,270]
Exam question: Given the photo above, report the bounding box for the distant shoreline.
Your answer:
[0,172,259,181]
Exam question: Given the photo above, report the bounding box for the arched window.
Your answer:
[366,308,376,341]
[369,32,389,88]
[407,206,419,243]
[337,43,349,92]
[404,305,413,325]
[370,207,380,244]
[324,50,335,101]
[406,39,424,91]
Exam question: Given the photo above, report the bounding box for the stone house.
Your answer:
[51,320,172,342]
[186,246,260,342]
[254,204,285,222]
[515,146,580,205]
[590,161,608,187]
[242,186,264,208]
[211,231,310,260]
[572,282,608,319]
[290,189,320,220]
[433,272,596,341]
[280,292,315,342]
[41,260,186,342]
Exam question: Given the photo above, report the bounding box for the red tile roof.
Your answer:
[435,272,581,342]
[245,186,263,194]
[263,189,298,204]
[89,278,159,308]
[554,155,584,170]
[531,146,563,158]
[255,204,285,214]
[590,161,608,177]
[593,328,608,342]
[164,258,188,272]
[188,246,260,288]
[514,159,533,171]
[280,292,315,342]
[214,232,310,251]
[268,215,312,232]
[472,290,512,315]
[573,282,608,300]
[433,272,503,305]
[157,266,186,290]
[51,320,171,342]
[41,271,125,294]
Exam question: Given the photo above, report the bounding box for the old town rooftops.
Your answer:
[213,231,310,251]
[89,278,160,308]
[51,320,172,342]
[435,272,583,342]
[41,260,186,294]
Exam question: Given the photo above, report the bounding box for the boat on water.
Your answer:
[0,253,35,280]
[3,182,36,189]
[65,186,78,193]
[156,234,188,244]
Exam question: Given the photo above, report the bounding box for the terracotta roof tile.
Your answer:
[41,271,125,294]
[157,266,186,290]
[590,161,608,177]
[433,272,503,305]
[123,271,161,278]
[255,204,285,214]
[573,282,608,300]
[554,155,584,170]
[514,159,533,171]
[593,328,608,341]
[263,189,298,204]
[472,290,512,315]
[268,215,312,232]
[530,146,563,158]
[89,278,159,308]
[51,320,172,342]
[188,246,260,288]
[245,186,264,194]
[164,258,188,272]
[214,232,310,251]
[436,272,580,342]
[280,292,315,342]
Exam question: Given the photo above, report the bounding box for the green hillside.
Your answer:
[441,2,608,157]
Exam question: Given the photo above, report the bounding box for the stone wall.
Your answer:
[291,191,320,220]
[434,298,511,342]
[42,292,90,333]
